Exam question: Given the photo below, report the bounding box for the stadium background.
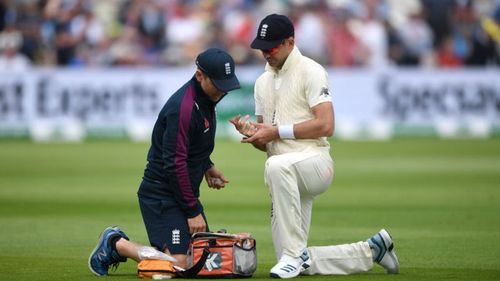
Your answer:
[1,0,500,141]
[0,1,499,281]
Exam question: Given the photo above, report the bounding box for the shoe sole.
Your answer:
[270,272,280,278]
[270,271,301,279]
[378,229,400,274]
[379,229,393,250]
[87,226,115,276]
[270,257,307,279]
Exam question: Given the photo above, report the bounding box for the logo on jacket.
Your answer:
[204,118,210,133]
[172,229,180,245]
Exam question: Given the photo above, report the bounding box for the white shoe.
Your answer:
[368,229,399,274]
[270,250,310,279]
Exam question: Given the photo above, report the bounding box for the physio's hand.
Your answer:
[241,123,279,146]
[204,166,229,189]
[229,114,257,137]
[187,214,206,234]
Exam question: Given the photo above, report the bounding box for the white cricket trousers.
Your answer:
[265,149,373,275]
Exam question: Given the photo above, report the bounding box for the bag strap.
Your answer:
[176,247,210,278]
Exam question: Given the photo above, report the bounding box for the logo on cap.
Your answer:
[224,62,231,75]
[260,24,268,38]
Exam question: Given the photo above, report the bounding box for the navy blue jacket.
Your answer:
[138,76,220,218]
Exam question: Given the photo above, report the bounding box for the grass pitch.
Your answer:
[0,138,499,281]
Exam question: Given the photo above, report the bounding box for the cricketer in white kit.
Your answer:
[230,13,399,279]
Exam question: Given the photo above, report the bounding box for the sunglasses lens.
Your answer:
[264,46,278,55]
[263,40,286,55]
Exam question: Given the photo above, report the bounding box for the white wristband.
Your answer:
[278,125,295,139]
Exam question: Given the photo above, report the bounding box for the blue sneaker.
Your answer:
[368,229,399,274]
[88,226,129,276]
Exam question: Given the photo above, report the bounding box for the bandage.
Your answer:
[138,246,177,262]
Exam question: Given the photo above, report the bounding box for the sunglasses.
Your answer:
[262,40,285,55]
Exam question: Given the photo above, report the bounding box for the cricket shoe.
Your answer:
[270,249,310,279]
[368,229,399,274]
[88,226,129,276]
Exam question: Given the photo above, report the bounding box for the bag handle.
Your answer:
[191,232,234,239]
[176,247,210,278]
[191,231,252,240]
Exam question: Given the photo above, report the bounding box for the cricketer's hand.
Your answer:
[205,166,229,189]
[229,114,257,137]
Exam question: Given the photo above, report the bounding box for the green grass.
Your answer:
[0,138,499,281]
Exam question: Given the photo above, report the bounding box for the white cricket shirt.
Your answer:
[254,46,333,156]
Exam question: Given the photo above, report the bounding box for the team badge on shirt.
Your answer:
[320,87,331,98]
[204,118,210,133]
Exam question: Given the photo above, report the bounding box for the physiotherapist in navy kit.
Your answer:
[88,48,241,276]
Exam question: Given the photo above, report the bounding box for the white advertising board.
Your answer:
[0,67,498,141]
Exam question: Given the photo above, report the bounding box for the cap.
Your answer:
[251,14,294,50]
[196,48,240,92]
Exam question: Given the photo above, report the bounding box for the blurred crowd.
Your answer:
[1,0,500,70]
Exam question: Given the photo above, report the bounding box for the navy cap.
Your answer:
[251,14,294,50]
[196,48,240,92]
